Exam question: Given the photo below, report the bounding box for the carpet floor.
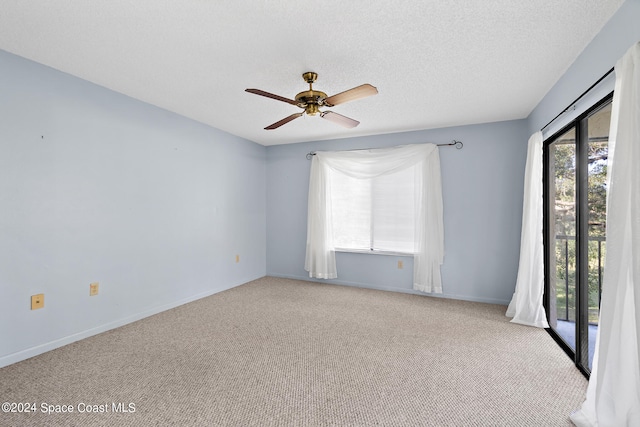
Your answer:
[0,276,587,426]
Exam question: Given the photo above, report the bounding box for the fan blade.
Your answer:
[320,111,360,128]
[323,84,378,107]
[265,113,304,130]
[245,88,299,106]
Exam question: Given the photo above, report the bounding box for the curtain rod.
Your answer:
[540,67,615,132]
[305,140,463,159]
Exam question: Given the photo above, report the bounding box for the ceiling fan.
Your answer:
[245,72,378,130]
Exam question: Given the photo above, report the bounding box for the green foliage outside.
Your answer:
[552,137,607,325]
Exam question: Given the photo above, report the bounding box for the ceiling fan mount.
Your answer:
[301,71,318,84]
[245,72,378,130]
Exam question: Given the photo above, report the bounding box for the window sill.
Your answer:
[335,248,415,257]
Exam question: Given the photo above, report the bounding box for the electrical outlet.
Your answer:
[397,260,404,269]
[90,282,99,296]
[235,254,240,263]
[31,294,44,310]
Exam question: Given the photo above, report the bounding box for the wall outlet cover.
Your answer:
[90,282,99,296]
[31,294,44,310]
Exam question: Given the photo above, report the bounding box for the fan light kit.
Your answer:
[245,72,378,130]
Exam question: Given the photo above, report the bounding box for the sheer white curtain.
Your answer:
[506,132,549,328]
[304,143,444,293]
[571,41,640,427]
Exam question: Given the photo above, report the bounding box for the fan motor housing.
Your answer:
[295,90,327,115]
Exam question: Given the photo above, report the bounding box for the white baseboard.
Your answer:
[267,273,510,306]
[0,275,263,368]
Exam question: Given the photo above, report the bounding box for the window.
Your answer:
[304,144,444,292]
[330,164,417,254]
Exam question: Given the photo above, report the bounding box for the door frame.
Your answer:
[542,92,613,378]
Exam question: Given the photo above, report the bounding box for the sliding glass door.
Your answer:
[544,95,611,375]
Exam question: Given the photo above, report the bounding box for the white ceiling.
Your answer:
[0,1,625,146]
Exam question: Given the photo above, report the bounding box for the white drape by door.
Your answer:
[506,131,549,328]
[570,41,640,427]
[304,143,444,293]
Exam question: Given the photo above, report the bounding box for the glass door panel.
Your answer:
[548,128,577,351]
[584,102,610,369]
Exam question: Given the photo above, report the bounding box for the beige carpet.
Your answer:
[0,276,586,426]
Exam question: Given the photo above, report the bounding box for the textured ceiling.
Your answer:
[0,1,625,146]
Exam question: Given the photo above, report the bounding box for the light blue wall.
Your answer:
[266,120,529,305]
[0,50,266,367]
[528,0,640,134]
